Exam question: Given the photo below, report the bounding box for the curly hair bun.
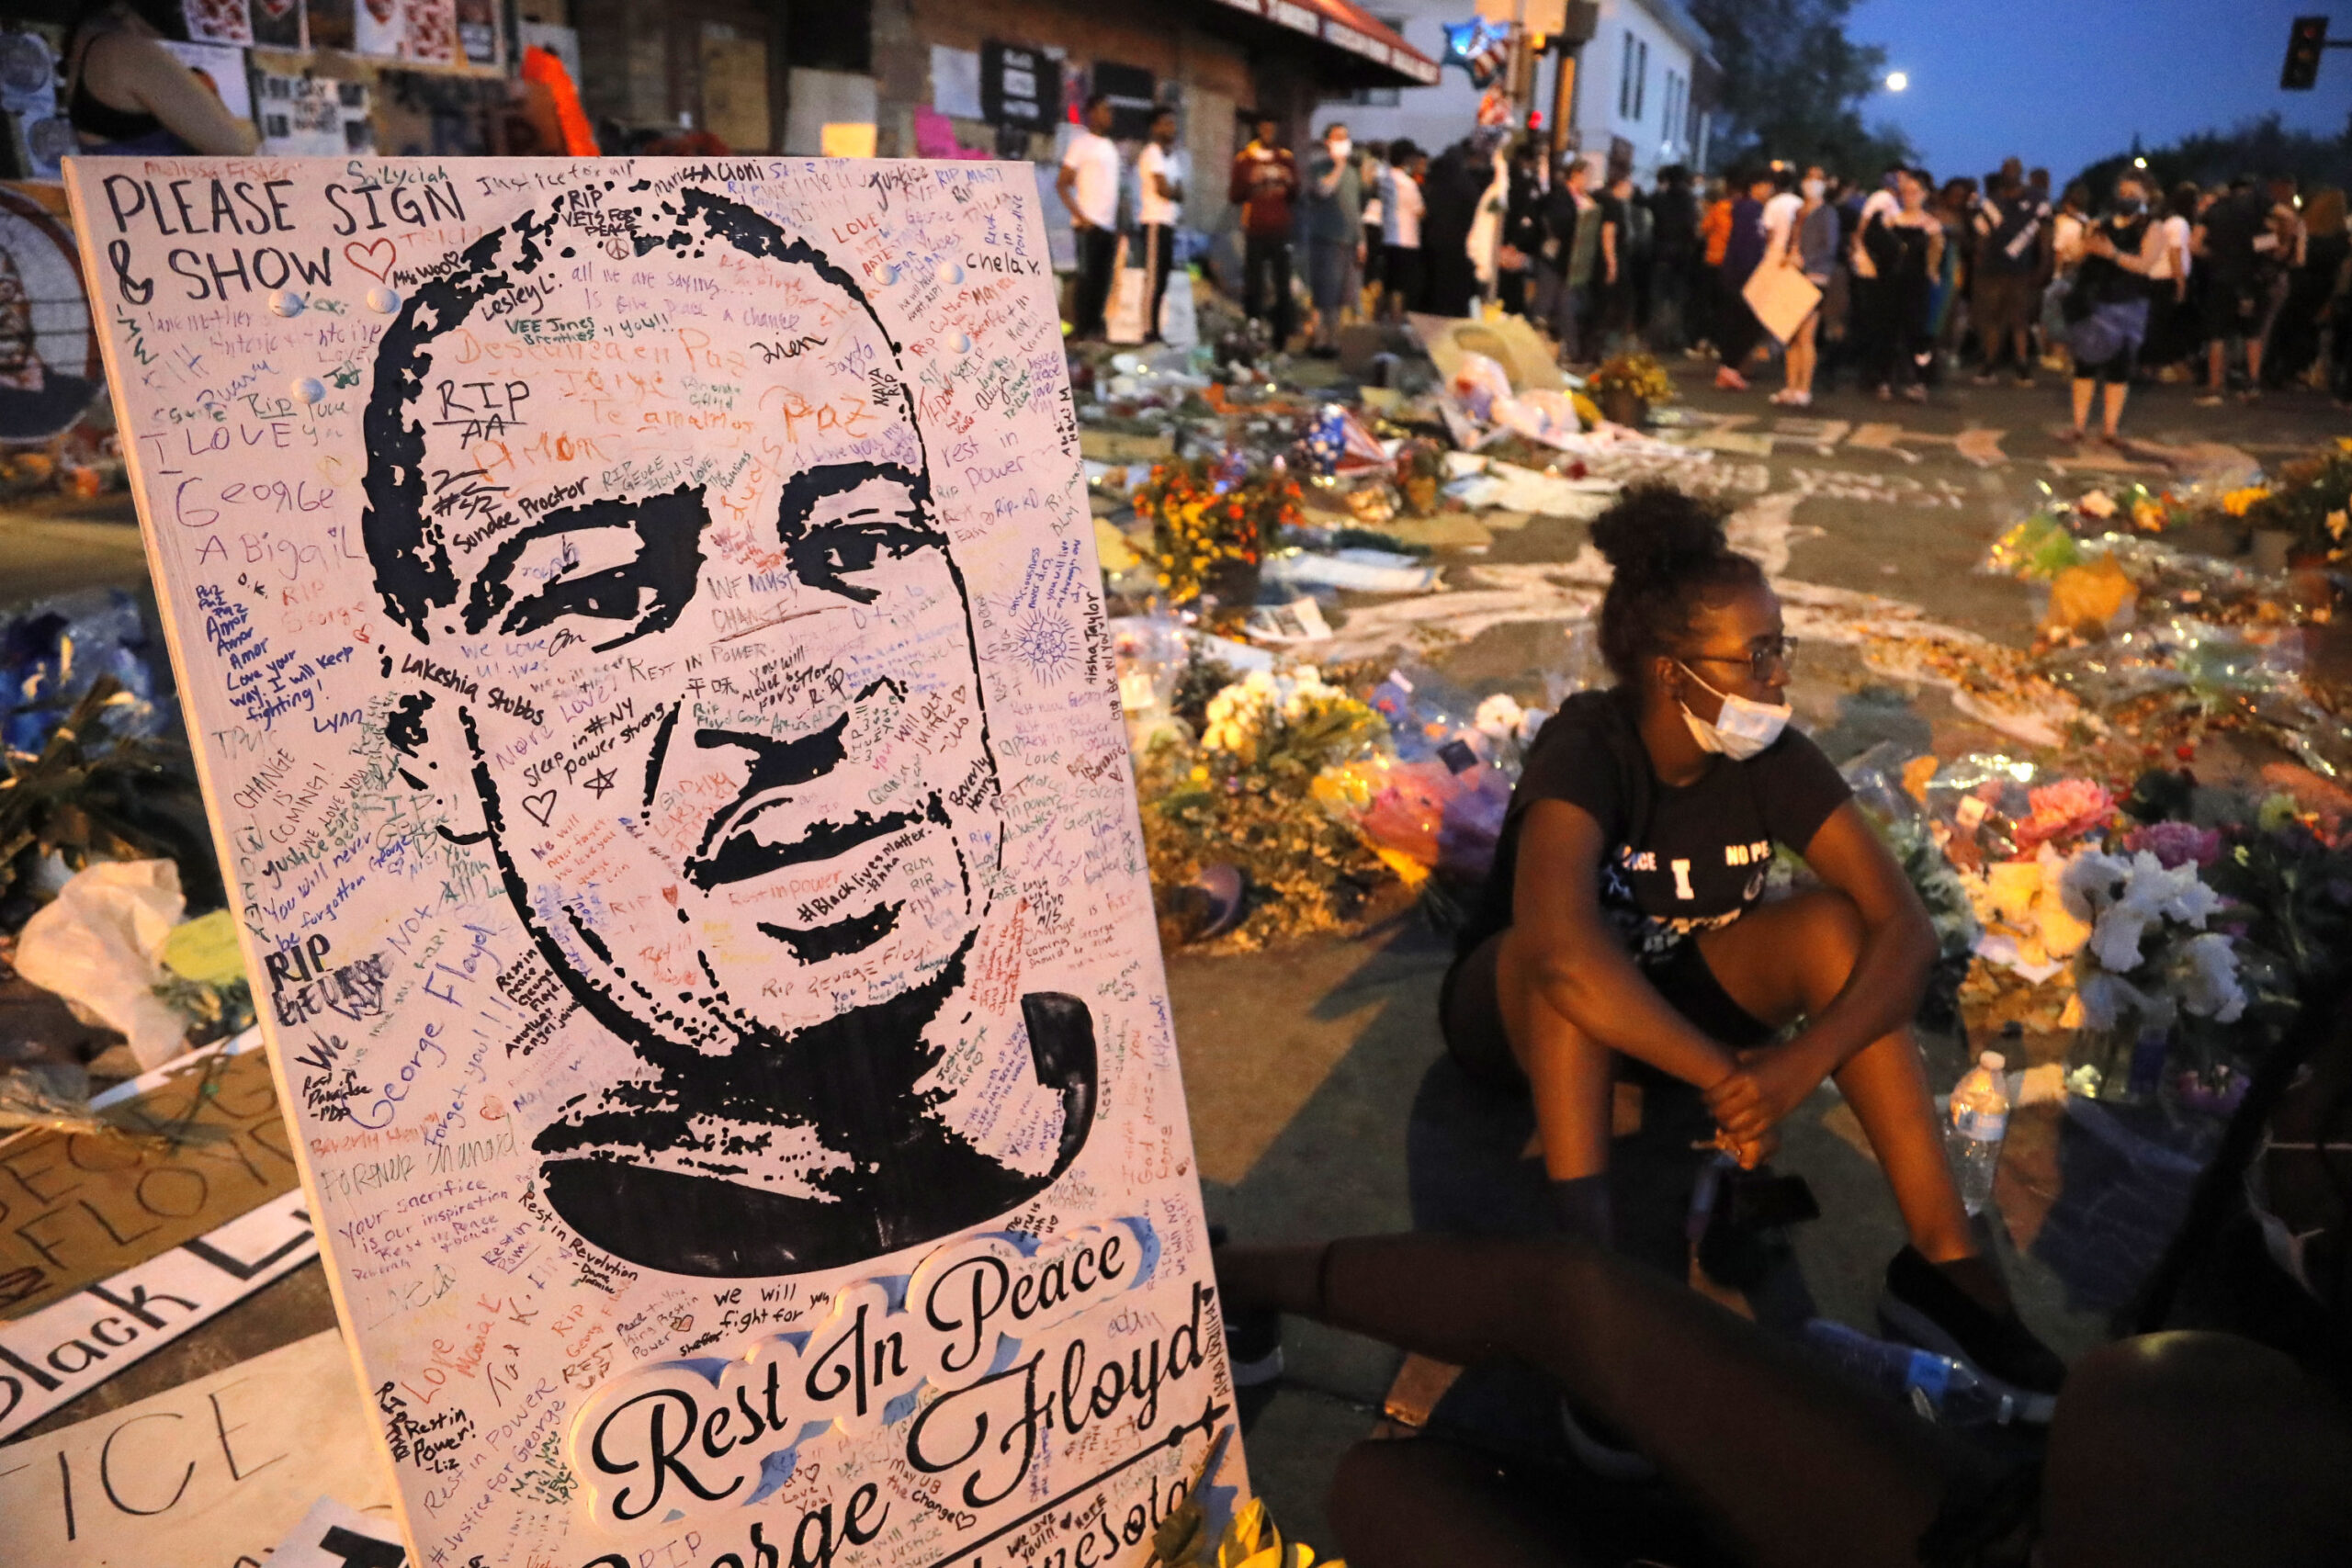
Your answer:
[1587,483,1732,586]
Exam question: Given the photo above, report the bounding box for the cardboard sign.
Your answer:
[0,1036,300,1318]
[0,1187,318,1438]
[0,1329,394,1568]
[68,156,1240,1567]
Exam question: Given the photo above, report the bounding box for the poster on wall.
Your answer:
[66,155,1243,1567]
[354,0,452,64]
[179,0,253,47]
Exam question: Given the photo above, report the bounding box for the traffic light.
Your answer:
[2283,15,2328,91]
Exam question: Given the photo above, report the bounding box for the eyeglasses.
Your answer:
[1683,636,1799,682]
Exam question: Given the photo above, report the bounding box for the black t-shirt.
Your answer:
[1459,689,1853,965]
[2200,190,2265,283]
[1976,194,2049,276]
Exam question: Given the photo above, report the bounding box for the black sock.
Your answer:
[1550,1175,1615,1248]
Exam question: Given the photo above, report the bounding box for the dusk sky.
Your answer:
[1845,0,2351,181]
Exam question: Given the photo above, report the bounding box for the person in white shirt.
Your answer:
[1057,92,1121,340]
[1135,107,1184,344]
[1381,141,1427,321]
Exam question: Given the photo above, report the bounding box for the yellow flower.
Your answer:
[2330,509,2347,541]
[2222,486,2271,518]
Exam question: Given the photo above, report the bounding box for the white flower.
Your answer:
[2077,490,2118,519]
[2060,850,2132,926]
[1474,693,1525,743]
[2176,931,2246,1022]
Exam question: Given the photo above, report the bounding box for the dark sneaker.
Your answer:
[1206,1224,1283,1387]
[1879,1246,2065,1413]
[1223,1303,1284,1386]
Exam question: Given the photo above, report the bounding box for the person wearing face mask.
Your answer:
[2063,171,2166,445]
[1437,483,2065,1402]
[1303,121,1366,357]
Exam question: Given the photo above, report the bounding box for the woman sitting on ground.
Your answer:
[1440,483,2061,1394]
[1217,982,2352,1568]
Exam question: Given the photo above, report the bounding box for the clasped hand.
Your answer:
[1703,1041,1827,1168]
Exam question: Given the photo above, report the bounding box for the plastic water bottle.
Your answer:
[1802,1319,2019,1427]
[1946,1050,2010,1217]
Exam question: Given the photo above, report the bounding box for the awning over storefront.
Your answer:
[1200,0,1442,86]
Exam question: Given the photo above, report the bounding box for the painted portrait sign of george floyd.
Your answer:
[65,155,1239,1567]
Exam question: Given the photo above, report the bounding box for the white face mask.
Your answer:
[1802,178,1826,201]
[1678,663,1791,761]
[1329,139,1351,163]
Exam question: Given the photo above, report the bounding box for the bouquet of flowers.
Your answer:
[1137,665,1395,948]
[1588,352,1675,410]
[1131,457,1302,615]
[2059,847,2246,1092]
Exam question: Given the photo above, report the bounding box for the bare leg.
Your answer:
[1222,1235,1986,1568]
[1495,925,1615,1180]
[1792,313,1820,394]
[2070,377,2096,432]
[2101,381,2128,438]
[1697,891,1976,1267]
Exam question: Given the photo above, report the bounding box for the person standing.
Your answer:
[1855,167,1942,401]
[1647,164,1697,353]
[1133,108,1185,345]
[2197,176,2267,403]
[1419,139,1485,317]
[1057,92,1121,342]
[1713,166,1774,390]
[2256,176,2311,393]
[1229,116,1300,349]
[2146,180,2201,376]
[1360,141,1388,316]
[1770,167,1838,407]
[1541,155,1603,366]
[1301,122,1365,357]
[2299,188,2348,389]
[2065,171,2165,444]
[1597,164,1641,350]
[1696,175,1735,354]
[1381,141,1428,321]
[1498,141,1544,320]
[1971,170,2049,384]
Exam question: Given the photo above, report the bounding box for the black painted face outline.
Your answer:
[362,192,1007,1051]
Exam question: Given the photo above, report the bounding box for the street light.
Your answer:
[2132,156,2148,169]
[1885,70,1909,92]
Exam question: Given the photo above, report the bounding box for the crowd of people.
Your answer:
[1063,108,2352,440]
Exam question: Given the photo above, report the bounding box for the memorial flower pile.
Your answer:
[1136,663,1397,949]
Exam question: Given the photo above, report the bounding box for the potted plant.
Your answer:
[1587,353,1674,428]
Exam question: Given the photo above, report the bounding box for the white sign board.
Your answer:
[66,154,1241,1568]
[0,1328,395,1568]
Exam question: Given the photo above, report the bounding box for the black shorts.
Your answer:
[1440,928,1775,1091]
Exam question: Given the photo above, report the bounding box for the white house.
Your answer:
[1311,0,1712,184]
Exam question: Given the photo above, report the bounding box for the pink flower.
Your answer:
[2015,779,2117,850]
[2121,819,2222,869]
